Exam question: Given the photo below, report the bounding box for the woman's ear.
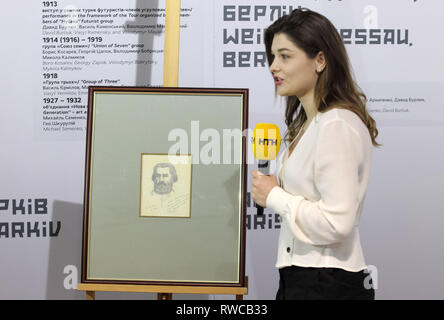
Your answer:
[315,51,327,73]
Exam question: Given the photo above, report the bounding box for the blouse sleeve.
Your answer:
[266,119,363,246]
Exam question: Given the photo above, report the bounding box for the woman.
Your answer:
[251,8,379,300]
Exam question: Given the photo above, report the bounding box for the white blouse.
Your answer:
[266,108,373,272]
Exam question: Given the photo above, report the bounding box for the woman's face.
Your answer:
[269,33,320,98]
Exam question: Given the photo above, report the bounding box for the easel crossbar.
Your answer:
[78,278,248,296]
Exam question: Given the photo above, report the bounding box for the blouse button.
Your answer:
[286,247,291,253]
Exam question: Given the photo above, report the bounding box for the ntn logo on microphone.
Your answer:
[251,137,278,146]
[252,123,281,161]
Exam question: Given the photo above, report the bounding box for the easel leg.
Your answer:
[236,277,247,300]
[86,291,95,300]
[158,293,173,300]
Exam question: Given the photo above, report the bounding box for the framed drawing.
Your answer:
[139,153,192,218]
[81,87,248,287]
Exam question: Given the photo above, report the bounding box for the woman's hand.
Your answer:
[251,170,279,207]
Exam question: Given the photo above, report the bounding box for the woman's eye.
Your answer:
[281,54,289,60]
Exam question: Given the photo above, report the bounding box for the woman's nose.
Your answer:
[269,59,279,74]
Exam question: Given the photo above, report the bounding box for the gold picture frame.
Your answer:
[81,86,249,287]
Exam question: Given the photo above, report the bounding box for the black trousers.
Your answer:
[276,265,375,300]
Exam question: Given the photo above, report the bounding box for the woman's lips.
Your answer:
[274,76,283,85]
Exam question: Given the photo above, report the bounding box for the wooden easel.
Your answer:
[78,0,249,300]
[78,277,248,300]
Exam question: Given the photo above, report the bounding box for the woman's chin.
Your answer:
[276,86,301,98]
[276,87,291,97]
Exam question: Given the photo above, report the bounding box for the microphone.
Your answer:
[252,123,281,215]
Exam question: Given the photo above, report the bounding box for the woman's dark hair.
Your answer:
[264,8,380,146]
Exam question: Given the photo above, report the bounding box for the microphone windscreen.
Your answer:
[252,123,281,160]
